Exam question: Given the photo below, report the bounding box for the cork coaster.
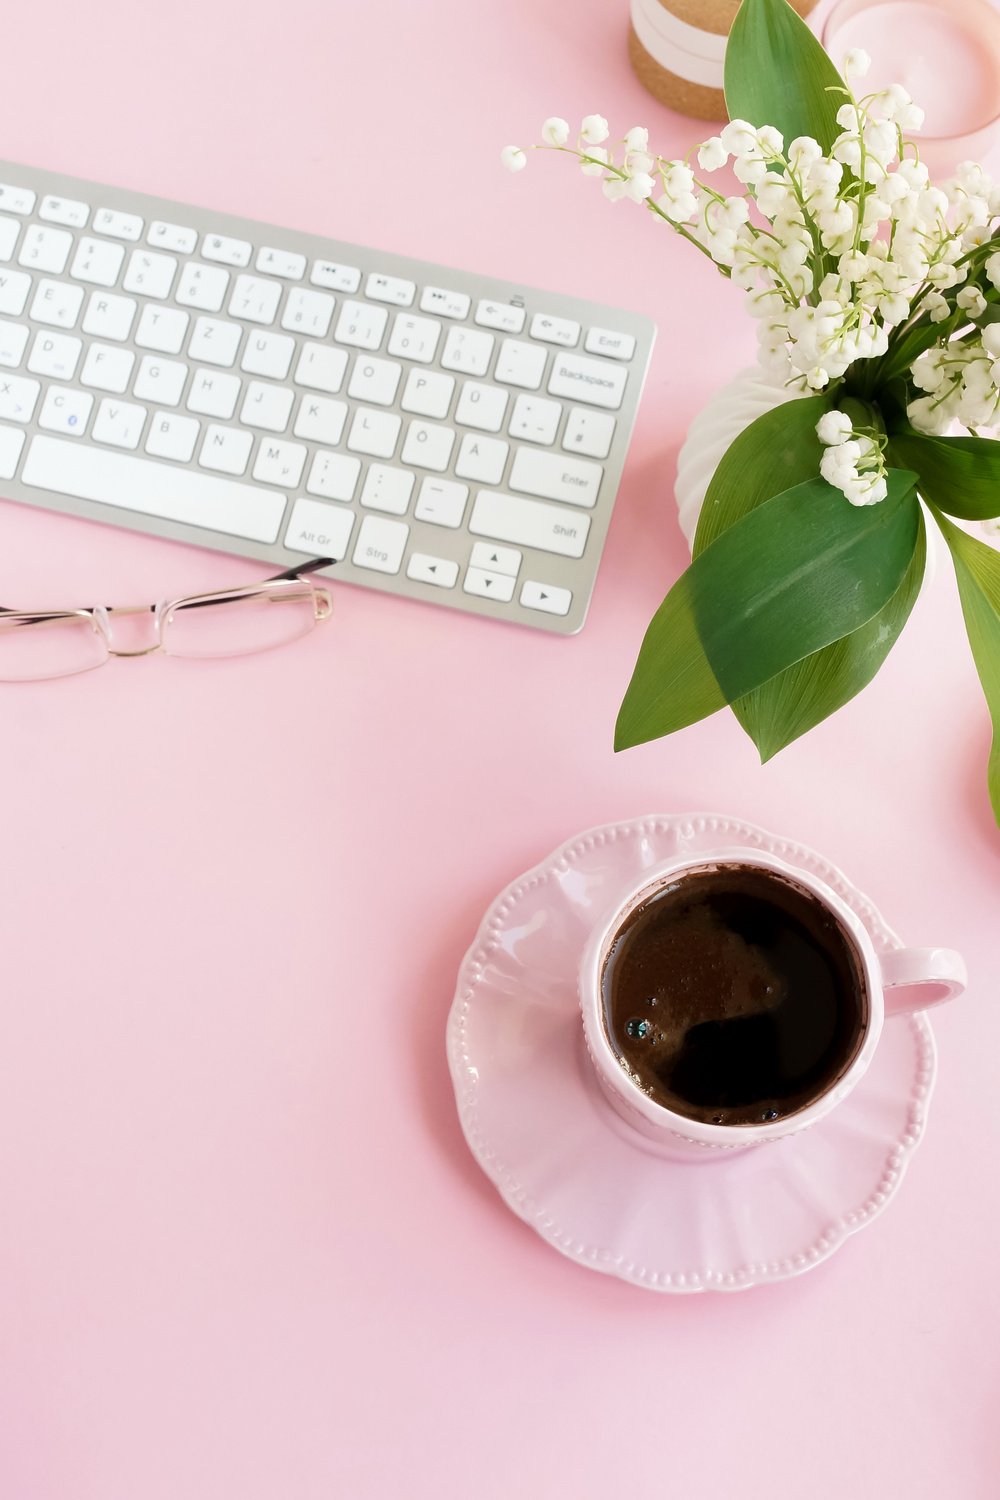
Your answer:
[629,0,819,121]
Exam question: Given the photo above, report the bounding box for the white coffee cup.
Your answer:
[579,847,966,1161]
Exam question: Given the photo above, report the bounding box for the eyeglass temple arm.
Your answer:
[0,558,336,613]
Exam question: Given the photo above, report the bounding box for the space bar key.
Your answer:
[20,436,287,545]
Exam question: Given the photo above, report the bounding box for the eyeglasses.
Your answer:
[0,558,334,682]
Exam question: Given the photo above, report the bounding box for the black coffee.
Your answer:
[601,865,868,1126]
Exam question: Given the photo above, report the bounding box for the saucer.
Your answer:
[446,814,936,1293]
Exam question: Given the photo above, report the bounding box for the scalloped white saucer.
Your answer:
[447,814,937,1293]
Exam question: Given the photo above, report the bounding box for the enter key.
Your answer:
[508,448,602,508]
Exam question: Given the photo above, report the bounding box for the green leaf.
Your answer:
[931,509,1000,826]
[693,394,831,557]
[724,0,846,155]
[888,428,1000,520]
[616,471,921,749]
[733,510,926,759]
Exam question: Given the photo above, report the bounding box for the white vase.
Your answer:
[674,366,805,550]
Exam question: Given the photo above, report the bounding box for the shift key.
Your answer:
[470,490,590,558]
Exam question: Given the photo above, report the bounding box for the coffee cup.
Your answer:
[579,847,965,1160]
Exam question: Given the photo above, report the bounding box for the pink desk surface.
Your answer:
[0,2,997,1497]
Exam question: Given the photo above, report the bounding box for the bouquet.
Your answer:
[504,0,1000,827]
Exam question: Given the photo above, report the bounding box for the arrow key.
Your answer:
[407,552,459,589]
[470,540,521,577]
[520,579,572,617]
[463,566,515,603]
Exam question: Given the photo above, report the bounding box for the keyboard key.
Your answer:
[241,331,295,380]
[293,342,348,394]
[27,331,81,380]
[22,434,285,542]
[353,514,408,574]
[585,326,636,360]
[256,247,306,280]
[199,423,253,475]
[0,319,28,367]
[346,406,400,459]
[407,552,459,587]
[293,394,348,446]
[186,368,241,420]
[469,490,590,558]
[70,236,125,288]
[91,398,146,449]
[38,385,93,435]
[494,338,547,389]
[520,579,572,616]
[508,393,561,445]
[334,300,388,351]
[420,286,470,319]
[134,304,189,354]
[400,367,453,419]
[189,316,242,368]
[0,373,39,422]
[123,249,177,299]
[19,225,72,274]
[413,477,468,528]
[92,207,142,240]
[360,464,414,515]
[281,288,335,338]
[80,343,135,393]
[463,566,515,603]
[202,233,252,267]
[285,497,355,559]
[400,419,455,472]
[530,312,579,346]
[239,381,294,432]
[82,291,136,341]
[0,215,20,262]
[145,411,200,462]
[348,355,401,406]
[365,272,415,306]
[176,262,230,312]
[509,448,602,507]
[311,260,360,293]
[148,220,198,254]
[454,381,508,433]
[563,406,616,459]
[40,195,89,229]
[0,422,25,477]
[475,299,525,333]
[305,449,360,502]
[252,437,307,488]
[470,541,521,576]
[228,273,283,325]
[387,313,441,364]
[440,326,494,376]
[29,279,84,330]
[0,184,35,215]
[134,355,188,407]
[455,433,508,485]
[547,350,627,410]
[0,270,31,316]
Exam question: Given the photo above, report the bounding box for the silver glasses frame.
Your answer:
[0,558,334,674]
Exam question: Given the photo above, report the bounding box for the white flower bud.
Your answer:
[580,114,610,145]
[957,286,988,318]
[623,171,655,203]
[501,146,527,173]
[697,136,728,171]
[541,117,570,147]
[624,126,649,151]
[843,47,872,78]
[817,410,854,446]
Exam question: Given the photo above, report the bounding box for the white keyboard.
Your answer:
[0,160,655,634]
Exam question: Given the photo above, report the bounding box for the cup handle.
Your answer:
[881,947,967,1016]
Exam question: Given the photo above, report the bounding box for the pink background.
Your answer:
[1,1,997,1496]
